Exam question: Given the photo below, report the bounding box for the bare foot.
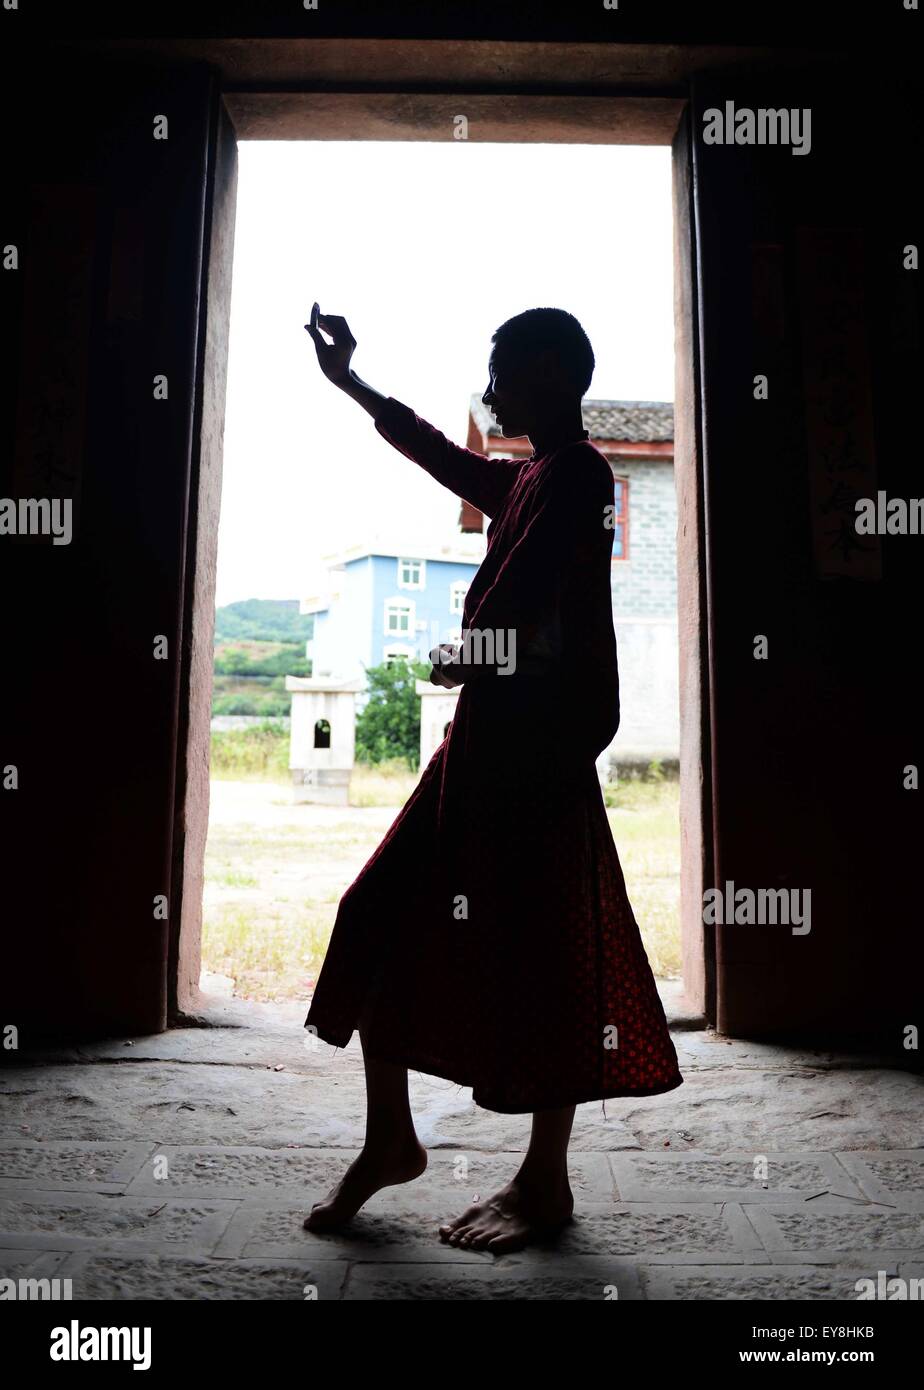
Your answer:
[438,1174,574,1255]
[304,1140,428,1232]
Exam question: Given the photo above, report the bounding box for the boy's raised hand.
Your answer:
[305,302,357,386]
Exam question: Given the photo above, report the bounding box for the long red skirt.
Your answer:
[304,674,684,1113]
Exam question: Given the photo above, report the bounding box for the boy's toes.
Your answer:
[438,1215,466,1240]
[487,1230,524,1255]
[467,1228,495,1249]
[439,1199,481,1240]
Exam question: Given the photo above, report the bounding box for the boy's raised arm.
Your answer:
[305,303,519,518]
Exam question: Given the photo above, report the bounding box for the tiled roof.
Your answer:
[470,394,674,444]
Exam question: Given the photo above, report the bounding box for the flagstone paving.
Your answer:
[1,988,922,1300]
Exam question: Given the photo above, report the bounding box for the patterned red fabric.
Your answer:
[304,398,684,1113]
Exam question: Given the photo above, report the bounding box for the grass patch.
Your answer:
[210,722,291,781]
[212,867,259,889]
[350,758,420,807]
[202,902,332,1001]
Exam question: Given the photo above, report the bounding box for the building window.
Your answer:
[611,477,629,560]
[384,599,414,636]
[314,719,331,749]
[449,580,468,616]
[397,557,425,589]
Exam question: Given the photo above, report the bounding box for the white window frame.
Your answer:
[384,597,415,637]
[397,557,425,590]
[449,580,468,616]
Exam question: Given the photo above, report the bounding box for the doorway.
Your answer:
[172,92,713,1030]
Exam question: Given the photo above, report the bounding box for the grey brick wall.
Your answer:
[606,456,677,619]
[600,454,680,763]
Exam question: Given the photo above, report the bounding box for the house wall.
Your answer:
[314,554,479,678]
[371,555,478,667]
[608,457,678,618]
[604,455,680,763]
[310,557,375,678]
[608,620,680,761]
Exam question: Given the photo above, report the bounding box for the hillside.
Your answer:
[214,598,315,644]
[212,600,314,716]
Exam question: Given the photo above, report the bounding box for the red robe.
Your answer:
[304,397,683,1113]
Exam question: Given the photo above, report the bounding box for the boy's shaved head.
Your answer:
[491,308,595,398]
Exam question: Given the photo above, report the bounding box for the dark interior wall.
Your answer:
[691,67,923,1046]
[1,59,222,1039]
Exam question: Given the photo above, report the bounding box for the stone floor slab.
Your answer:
[56,1252,347,1300]
[124,1145,360,1201]
[609,1150,864,1204]
[0,1248,70,1280]
[835,1151,924,1210]
[0,1192,237,1256]
[344,1258,644,1300]
[0,1141,154,1194]
[745,1204,924,1264]
[642,1264,892,1300]
[549,1200,765,1263]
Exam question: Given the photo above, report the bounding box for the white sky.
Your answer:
[215,140,675,608]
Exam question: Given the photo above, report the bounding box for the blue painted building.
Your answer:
[303,540,486,680]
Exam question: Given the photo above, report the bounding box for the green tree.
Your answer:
[355,658,430,769]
